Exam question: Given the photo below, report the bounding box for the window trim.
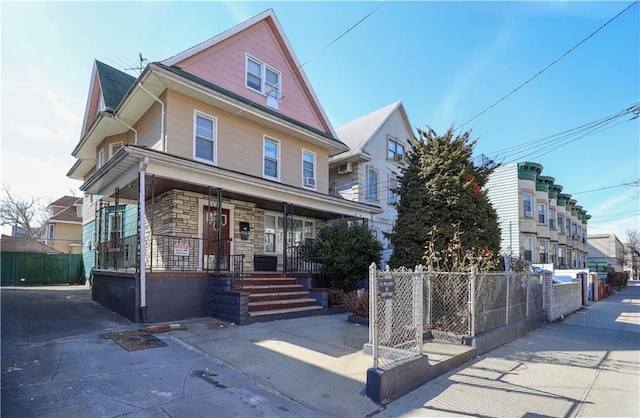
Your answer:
[537,203,547,224]
[388,174,398,206]
[387,136,405,163]
[245,54,281,99]
[97,148,105,169]
[263,136,281,181]
[47,224,55,240]
[522,195,533,218]
[301,149,316,190]
[193,110,217,165]
[367,166,379,201]
[109,141,123,159]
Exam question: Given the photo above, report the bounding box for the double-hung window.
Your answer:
[246,55,281,104]
[367,166,378,200]
[522,195,533,218]
[47,224,55,240]
[549,208,556,229]
[557,214,564,233]
[110,142,123,159]
[263,137,280,181]
[194,112,216,164]
[537,203,547,224]
[302,150,316,189]
[387,137,405,163]
[388,175,398,206]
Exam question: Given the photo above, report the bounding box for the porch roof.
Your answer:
[80,145,382,220]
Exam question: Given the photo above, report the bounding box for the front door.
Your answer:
[202,206,231,271]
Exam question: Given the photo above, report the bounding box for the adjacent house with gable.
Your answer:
[67,9,381,323]
[329,101,415,267]
[44,195,83,254]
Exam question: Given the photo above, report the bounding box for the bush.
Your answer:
[345,289,369,318]
[328,288,347,306]
[310,220,383,292]
[609,271,628,288]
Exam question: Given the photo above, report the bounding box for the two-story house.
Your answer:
[588,233,625,273]
[67,9,381,323]
[44,196,83,254]
[485,162,590,269]
[329,101,414,267]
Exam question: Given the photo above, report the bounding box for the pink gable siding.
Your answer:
[173,19,330,134]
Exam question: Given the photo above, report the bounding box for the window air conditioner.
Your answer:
[337,162,353,174]
[524,211,532,218]
[304,177,316,187]
[394,153,405,162]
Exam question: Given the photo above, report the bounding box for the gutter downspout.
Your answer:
[139,156,149,322]
[138,85,166,152]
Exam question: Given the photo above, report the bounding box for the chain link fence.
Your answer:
[370,266,545,370]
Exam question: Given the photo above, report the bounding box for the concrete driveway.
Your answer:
[0,286,326,417]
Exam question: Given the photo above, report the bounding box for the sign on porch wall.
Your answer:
[174,243,190,256]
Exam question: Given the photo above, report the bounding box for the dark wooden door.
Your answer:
[202,207,230,270]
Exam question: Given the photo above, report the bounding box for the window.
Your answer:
[302,150,316,189]
[264,214,314,253]
[523,238,533,261]
[194,112,216,163]
[566,219,571,236]
[109,141,123,158]
[388,175,398,206]
[571,223,578,238]
[558,247,566,267]
[539,241,548,263]
[549,208,556,229]
[523,195,533,218]
[108,212,122,243]
[537,203,547,224]
[97,148,105,169]
[551,244,557,264]
[47,224,55,240]
[557,215,564,233]
[246,55,281,100]
[263,137,280,181]
[387,137,405,162]
[367,166,378,200]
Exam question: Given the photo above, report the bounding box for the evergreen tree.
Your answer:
[387,126,501,269]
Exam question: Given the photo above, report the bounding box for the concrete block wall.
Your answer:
[548,282,582,321]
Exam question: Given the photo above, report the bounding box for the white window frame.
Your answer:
[193,111,217,164]
[549,208,556,229]
[109,141,123,158]
[97,148,105,169]
[47,224,55,240]
[522,195,533,218]
[388,174,398,206]
[367,166,378,201]
[245,54,281,100]
[263,136,280,181]
[108,212,123,243]
[264,213,315,253]
[557,214,564,233]
[387,136,405,163]
[302,149,316,190]
[537,203,547,224]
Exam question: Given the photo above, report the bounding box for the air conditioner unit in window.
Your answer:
[524,211,533,218]
[393,153,405,162]
[337,162,353,174]
[338,163,353,174]
[304,177,316,187]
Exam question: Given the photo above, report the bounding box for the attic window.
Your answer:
[246,54,280,108]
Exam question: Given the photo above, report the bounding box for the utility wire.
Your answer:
[457,0,638,130]
[571,180,640,195]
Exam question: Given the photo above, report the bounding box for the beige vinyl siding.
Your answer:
[97,133,131,161]
[165,90,329,192]
[135,101,163,150]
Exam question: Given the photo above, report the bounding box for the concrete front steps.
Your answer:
[242,274,323,323]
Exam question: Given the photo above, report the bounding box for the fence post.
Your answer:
[526,273,530,317]
[369,262,378,369]
[427,268,432,330]
[469,268,476,338]
[414,265,423,352]
[505,272,511,325]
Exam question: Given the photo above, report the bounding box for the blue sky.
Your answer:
[1,1,638,239]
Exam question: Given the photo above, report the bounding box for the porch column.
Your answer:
[139,157,149,322]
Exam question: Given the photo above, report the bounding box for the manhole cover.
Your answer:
[100,330,168,351]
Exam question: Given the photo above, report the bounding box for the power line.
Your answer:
[457,0,638,130]
[571,179,640,195]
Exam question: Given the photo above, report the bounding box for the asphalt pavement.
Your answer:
[2,282,639,417]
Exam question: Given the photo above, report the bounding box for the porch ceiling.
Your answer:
[82,145,381,220]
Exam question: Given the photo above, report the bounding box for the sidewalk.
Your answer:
[375,283,640,417]
[171,312,475,417]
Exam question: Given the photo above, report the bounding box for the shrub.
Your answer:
[345,289,369,318]
[311,220,383,292]
[328,288,347,306]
